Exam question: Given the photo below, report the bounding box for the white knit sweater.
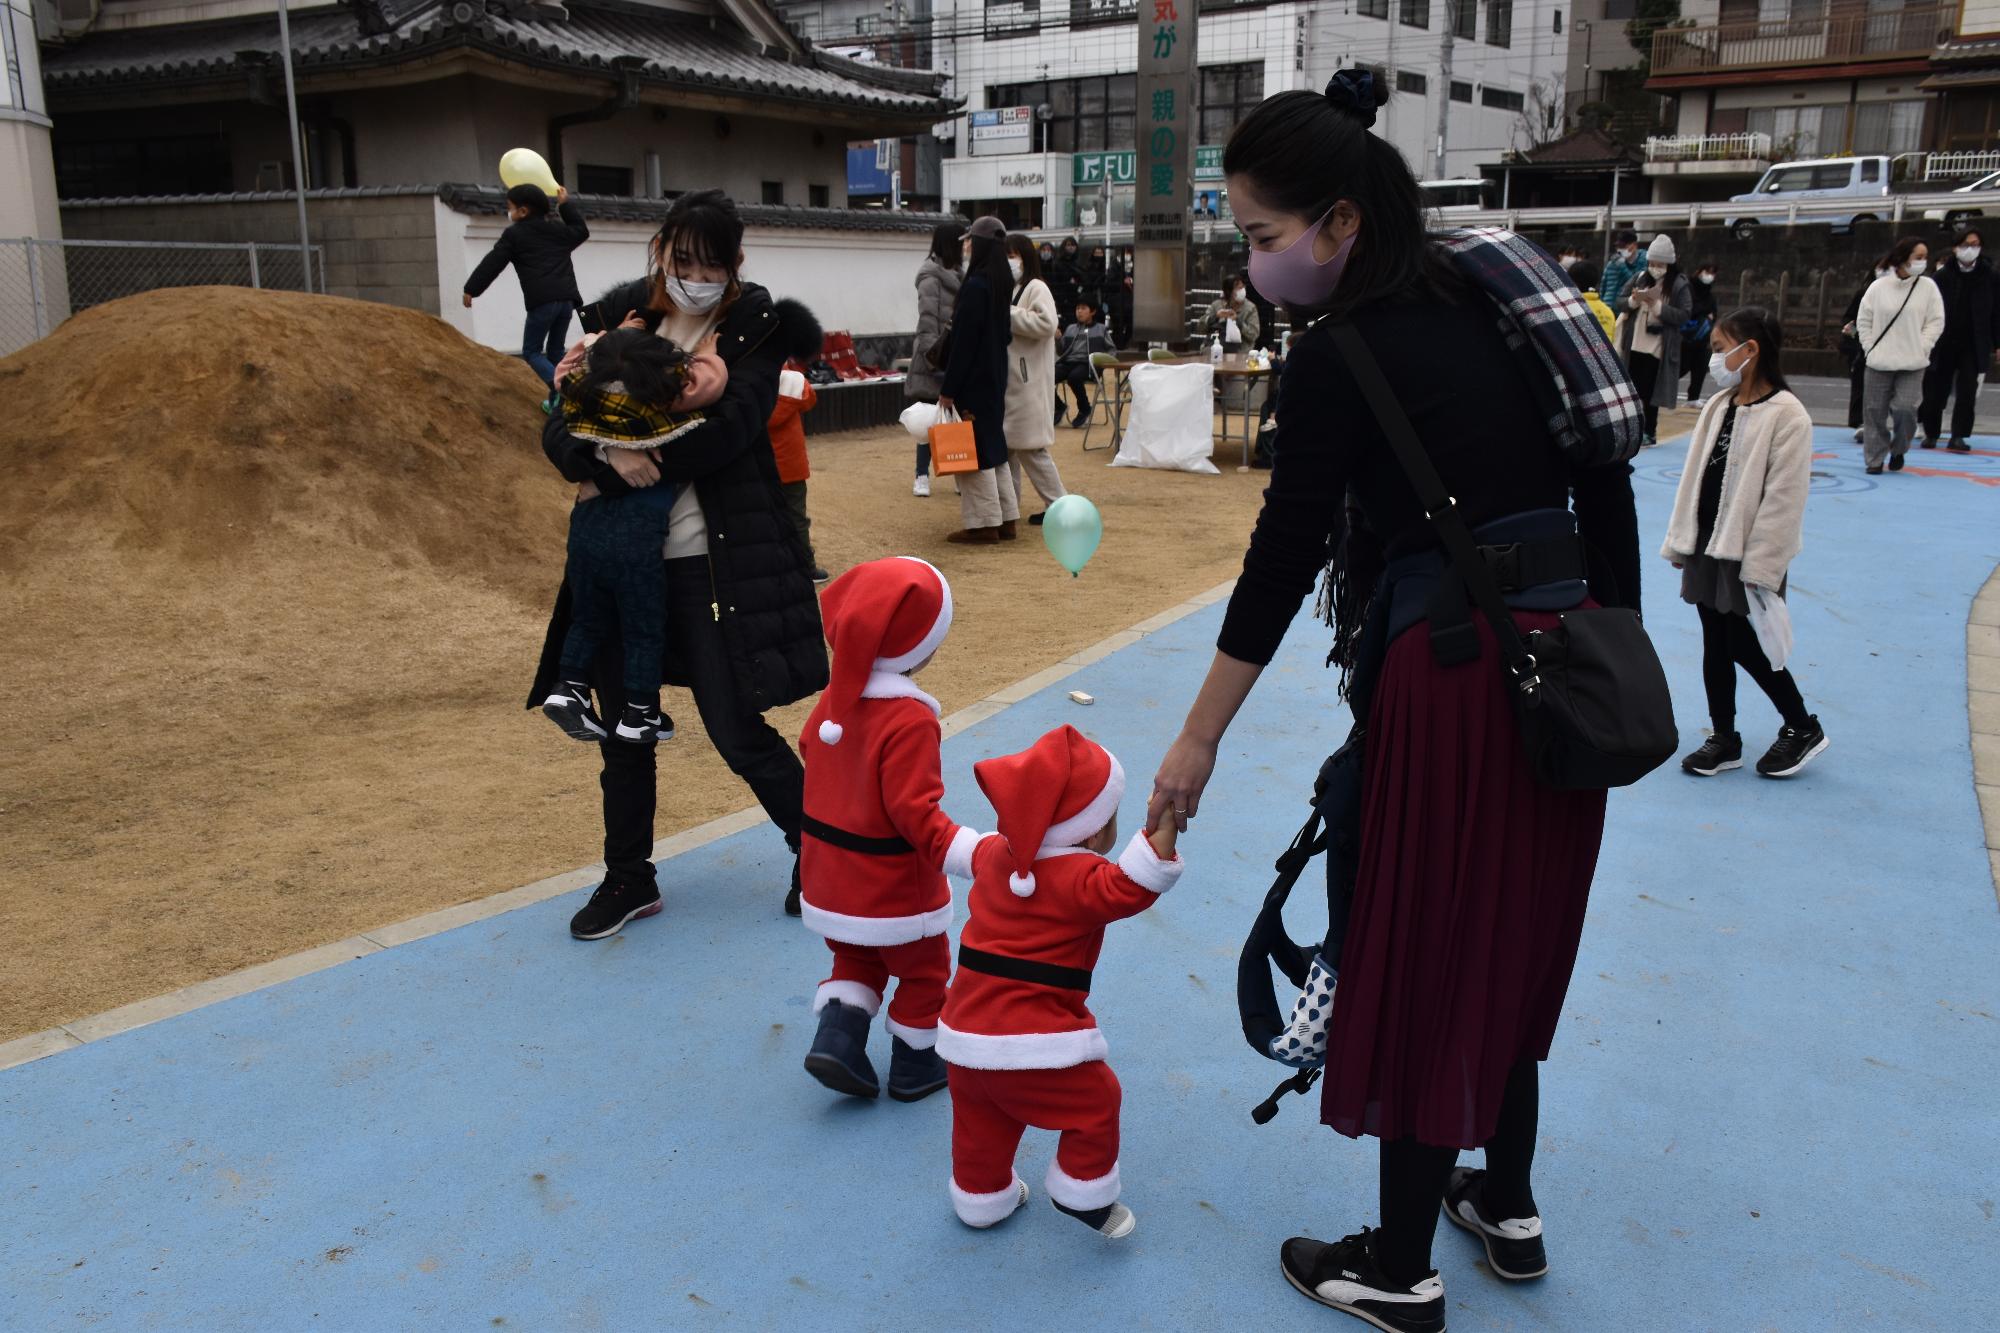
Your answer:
[1857,272,1945,373]
[1660,388,1814,590]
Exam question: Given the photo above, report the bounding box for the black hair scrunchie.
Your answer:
[1323,69,1379,129]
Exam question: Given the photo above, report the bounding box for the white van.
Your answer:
[1726,156,1893,237]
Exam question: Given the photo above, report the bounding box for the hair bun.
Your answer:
[1324,69,1381,129]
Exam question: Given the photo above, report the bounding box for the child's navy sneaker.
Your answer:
[886,1036,949,1102]
[1053,1198,1137,1240]
[541,681,606,742]
[804,999,879,1098]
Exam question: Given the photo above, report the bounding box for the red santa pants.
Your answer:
[947,1061,1122,1226]
[817,935,951,1048]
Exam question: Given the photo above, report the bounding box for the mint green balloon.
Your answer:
[1041,493,1103,577]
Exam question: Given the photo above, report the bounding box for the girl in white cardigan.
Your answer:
[1856,237,1945,473]
[1663,307,1829,779]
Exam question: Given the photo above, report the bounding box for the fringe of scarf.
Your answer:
[1317,499,1384,703]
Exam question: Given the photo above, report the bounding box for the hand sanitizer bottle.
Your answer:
[1209,332,1224,364]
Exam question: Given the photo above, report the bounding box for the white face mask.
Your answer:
[664,273,727,313]
[1906,258,1928,277]
[1008,257,1024,281]
[1698,273,1716,285]
[1558,256,1578,270]
[1648,263,1668,279]
[1959,245,1981,264]
[1709,346,1747,393]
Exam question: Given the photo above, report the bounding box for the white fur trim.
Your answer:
[1045,752,1125,850]
[818,719,844,745]
[814,980,881,1016]
[859,670,941,715]
[884,1017,938,1049]
[951,1173,1027,1228]
[801,900,953,947]
[875,557,954,673]
[944,826,984,880]
[1045,1159,1122,1211]
[1009,872,1036,897]
[935,1023,1110,1070]
[1116,830,1183,895]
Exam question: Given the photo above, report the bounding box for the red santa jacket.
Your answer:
[799,673,979,945]
[937,831,1182,1070]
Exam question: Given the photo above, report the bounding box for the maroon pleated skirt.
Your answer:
[1321,611,1607,1149]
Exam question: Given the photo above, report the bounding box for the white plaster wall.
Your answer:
[1965,0,2000,36]
[441,213,931,353]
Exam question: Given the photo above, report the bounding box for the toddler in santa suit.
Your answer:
[938,724,1183,1239]
[799,556,983,1103]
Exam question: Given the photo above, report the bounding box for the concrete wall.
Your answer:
[59,193,441,312]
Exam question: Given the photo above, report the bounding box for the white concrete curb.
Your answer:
[0,579,1236,1074]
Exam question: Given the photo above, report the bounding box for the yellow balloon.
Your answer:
[498,147,560,196]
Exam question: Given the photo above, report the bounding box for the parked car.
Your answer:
[1420,178,1497,218]
[1726,156,1893,238]
[1922,168,2000,224]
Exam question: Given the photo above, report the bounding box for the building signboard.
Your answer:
[1133,0,1196,338]
[1073,146,1222,187]
[970,106,1035,157]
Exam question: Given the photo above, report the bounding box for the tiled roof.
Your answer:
[439,183,956,232]
[41,0,955,119]
[1933,35,2000,64]
[1520,127,1640,166]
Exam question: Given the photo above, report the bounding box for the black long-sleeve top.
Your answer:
[1216,291,1642,667]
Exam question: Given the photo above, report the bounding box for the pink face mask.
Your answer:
[1247,206,1355,309]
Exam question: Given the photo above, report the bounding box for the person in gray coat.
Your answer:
[906,221,965,497]
[1618,232,1692,447]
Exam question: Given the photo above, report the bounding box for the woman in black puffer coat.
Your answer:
[937,215,1015,544]
[530,190,829,935]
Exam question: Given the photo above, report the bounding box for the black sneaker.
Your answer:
[1888,452,1905,472]
[614,702,673,744]
[1681,731,1743,776]
[1279,1230,1445,1333]
[541,681,607,742]
[1442,1167,1548,1281]
[1757,718,1828,778]
[1947,437,1973,453]
[568,880,663,939]
[1028,511,1047,527]
[1921,436,1939,449]
[1865,466,1885,475]
[811,567,831,585]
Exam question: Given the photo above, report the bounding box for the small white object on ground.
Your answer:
[1068,691,1095,706]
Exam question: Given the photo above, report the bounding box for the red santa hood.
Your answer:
[972,724,1125,897]
[816,556,953,745]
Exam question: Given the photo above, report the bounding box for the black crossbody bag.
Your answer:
[1326,323,1678,791]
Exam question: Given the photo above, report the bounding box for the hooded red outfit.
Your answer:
[800,557,980,1048]
[937,725,1183,1228]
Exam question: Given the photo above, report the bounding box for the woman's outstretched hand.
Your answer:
[1148,731,1218,834]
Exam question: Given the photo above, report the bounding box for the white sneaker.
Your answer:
[913,475,931,498]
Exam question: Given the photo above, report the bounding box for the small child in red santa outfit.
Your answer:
[938,724,1183,1240]
[799,556,983,1103]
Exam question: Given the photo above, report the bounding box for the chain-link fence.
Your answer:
[0,239,326,359]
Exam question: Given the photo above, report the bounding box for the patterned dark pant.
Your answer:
[559,483,677,695]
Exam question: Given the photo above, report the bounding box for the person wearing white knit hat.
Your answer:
[1616,232,1691,448]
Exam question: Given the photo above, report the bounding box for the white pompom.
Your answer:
[818,719,844,745]
[1008,872,1036,897]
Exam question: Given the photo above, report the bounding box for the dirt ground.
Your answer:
[0,289,1273,1039]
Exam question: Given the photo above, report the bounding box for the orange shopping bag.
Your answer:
[929,408,980,475]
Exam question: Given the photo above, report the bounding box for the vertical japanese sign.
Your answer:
[1133,0,1195,341]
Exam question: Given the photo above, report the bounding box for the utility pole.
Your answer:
[1435,0,1456,177]
[276,0,313,290]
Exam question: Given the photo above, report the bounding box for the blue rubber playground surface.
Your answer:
[4,429,1997,1330]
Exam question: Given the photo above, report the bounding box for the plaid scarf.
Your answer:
[560,375,702,451]
[1434,227,1644,467]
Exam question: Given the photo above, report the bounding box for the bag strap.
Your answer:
[1324,323,1544,694]
[1865,280,1918,357]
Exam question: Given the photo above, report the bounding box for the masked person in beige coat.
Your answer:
[1003,235,1068,526]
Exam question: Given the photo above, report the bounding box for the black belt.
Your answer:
[802,814,914,857]
[958,944,1093,993]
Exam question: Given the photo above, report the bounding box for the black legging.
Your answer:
[1374,1059,1541,1284]
[1629,351,1661,439]
[1697,601,1810,734]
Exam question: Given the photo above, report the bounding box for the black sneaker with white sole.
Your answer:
[613,701,674,744]
[541,681,607,742]
[568,880,663,939]
[1442,1167,1548,1281]
[1757,717,1828,778]
[1280,1230,1445,1333]
[1681,731,1743,776]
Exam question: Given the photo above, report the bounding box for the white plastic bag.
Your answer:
[898,400,941,442]
[1113,362,1219,475]
[1745,584,1793,671]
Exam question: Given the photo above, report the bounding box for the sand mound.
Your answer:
[0,286,557,588]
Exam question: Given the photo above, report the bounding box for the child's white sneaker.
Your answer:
[913,474,931,497]
[1055,1198,1136,1240]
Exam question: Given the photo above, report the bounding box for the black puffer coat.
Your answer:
[527,279,829,714]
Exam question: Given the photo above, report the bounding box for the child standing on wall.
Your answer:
[462,183,590,388]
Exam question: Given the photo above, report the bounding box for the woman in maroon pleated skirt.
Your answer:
[1148,74,1641,1333]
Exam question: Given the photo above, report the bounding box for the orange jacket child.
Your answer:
[799,556,981,1103]
[769,366,818,484]
[939,724,1183,1241]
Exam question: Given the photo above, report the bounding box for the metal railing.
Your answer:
[1645,131,1775,163]
[1651,4,1950,77]
[1922,149,2000,181]
[0,238,325,358]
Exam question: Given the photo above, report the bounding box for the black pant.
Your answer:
[1697,601,1810,734]
[1683,340,1708,400]
[1848,354,1867,429]
[1374,1059,1541,1285]
[593,556,805,891]
[1056,363,1093,418]
[1629,351,1661,438]
[1919,341,1980,443]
